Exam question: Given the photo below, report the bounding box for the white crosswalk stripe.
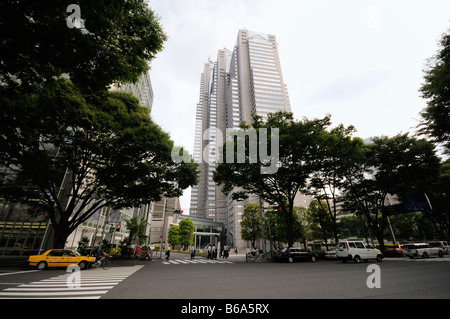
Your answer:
[162,259,233,265]
[0,265,143,299]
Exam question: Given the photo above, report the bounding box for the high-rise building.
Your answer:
[117,71,154,112]
[190,30,292,250]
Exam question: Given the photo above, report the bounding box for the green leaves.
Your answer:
[240,204,262,248]
[419,31,450,153]
[0,79,198,247]
[215,110,443,248]
[214,111,333,246]
[367,134,440,196]
[178,218,195,248]
[0,0,167,93]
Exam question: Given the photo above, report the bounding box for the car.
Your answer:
[336,241,383,263]
[28,249,96,270]
[428,241,449,255]
[325,250,337,259]
[123,245,141,257]
[401,244,414,256]
[404,243,444,259]
[383,243,403,257]
[274,247,318,263]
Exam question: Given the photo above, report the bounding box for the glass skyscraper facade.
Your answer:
[190,30,291,250]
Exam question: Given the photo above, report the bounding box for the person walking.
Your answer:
[207,245,212,260]
[190,245,196,259]
[144,246,151,261]
[212,245,217,260]
[165,245,171,260]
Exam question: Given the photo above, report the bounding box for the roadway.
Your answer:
[1,253,449,302]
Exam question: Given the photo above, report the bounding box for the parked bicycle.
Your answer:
[246,250,259,262]
[88,255,111,270]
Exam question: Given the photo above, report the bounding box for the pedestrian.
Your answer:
[212,244,217,260]
[207,245,212,259]
[190,245,196,259]
[165,245,171,260]
[225,245,229,259]
[144,246,151,261]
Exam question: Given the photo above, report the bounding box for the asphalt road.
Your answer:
[104,254,450,299]
[1,253,450,301]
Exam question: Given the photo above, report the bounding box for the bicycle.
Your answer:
[88,255,111,270]
[246,250,259,262]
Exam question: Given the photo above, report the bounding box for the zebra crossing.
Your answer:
[0,265,143,299]
[163,258,233,265]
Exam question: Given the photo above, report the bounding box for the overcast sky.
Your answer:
[146,0,450,213]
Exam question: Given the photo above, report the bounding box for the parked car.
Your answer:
[28,249,96,270]
[401,244,416,257]
[383,243,403,257]
[123,245,141,257]
[428,241,449,255]
[325,250,337,259]
[274,247,317,263]
[336,241,383,263]
[404,243,444,259]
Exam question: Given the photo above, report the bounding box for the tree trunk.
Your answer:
[53,228,70,249]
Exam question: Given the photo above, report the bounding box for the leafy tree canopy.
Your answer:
[0,79,198,248]
[419,29,450,153]
[0,0,167,93]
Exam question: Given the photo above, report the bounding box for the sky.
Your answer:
[146,0,450,214]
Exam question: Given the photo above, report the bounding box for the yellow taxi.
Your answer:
[28,249,96,270]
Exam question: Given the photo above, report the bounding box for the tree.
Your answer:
[305,200,335,251]
[0,0,167,93]
[307,123,366,244]
[168,225,180,248]
[425,160,450,239]
[214,112,329,247]
[123,216,146,246]
[0,0,188,249]
[0,79,199,248]
[342,134,440,251]
[419,28,450,153]
[240,204,262,249]
[264,206,304,250]
[178,218,194,249]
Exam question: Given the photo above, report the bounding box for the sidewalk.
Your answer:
[0,256,28,268]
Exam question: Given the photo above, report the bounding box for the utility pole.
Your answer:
[160,198,167,258]
[98,207,111,252]
[259,197,266,253]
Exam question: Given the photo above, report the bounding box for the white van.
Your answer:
[336,241,383,263]
[428,241,449,255]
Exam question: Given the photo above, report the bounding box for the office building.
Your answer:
[190,30,292,250]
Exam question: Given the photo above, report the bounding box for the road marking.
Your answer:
[5,286,115,291]
[162,259,234,265]
[0,265,143,299]
[0,290,109,297]
[0,270,41,276]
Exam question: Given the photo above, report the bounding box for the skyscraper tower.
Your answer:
[190,30,291,250]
